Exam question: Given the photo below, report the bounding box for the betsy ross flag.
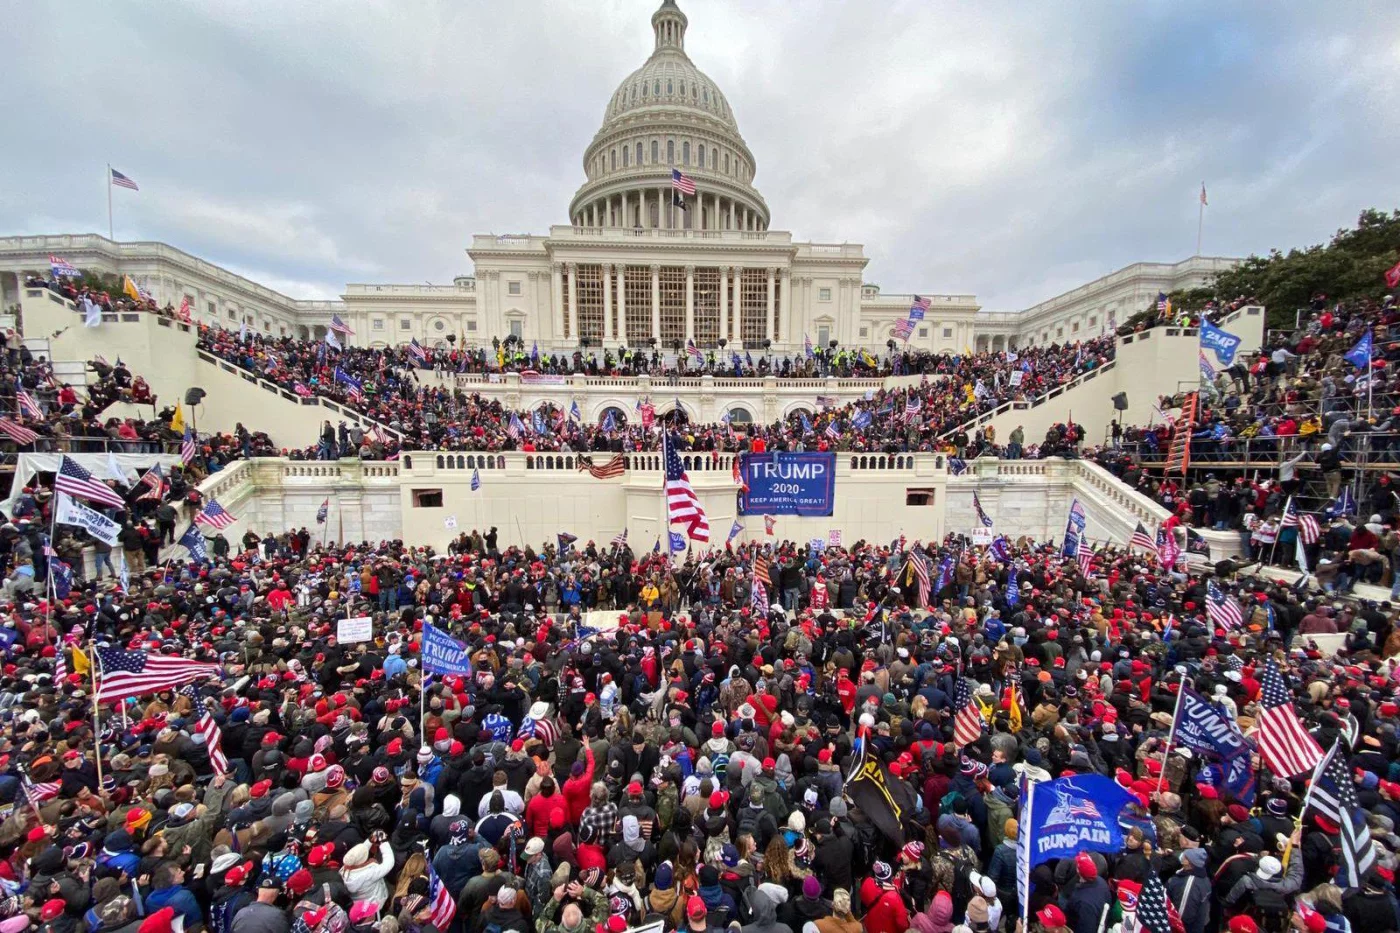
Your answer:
[1306,739,1377,888]
[55,455,126,509]
[110,168,139,190]
[953,678,982,747]
[96,647,219,702]
[1130,522,1156,552]
[194,499,237,530]
[671,168,696,196]
[577,454,626,479]
[664,433,709,542]
[197,712,230,775]
[0,418,38,445]
[1205,580,1243,630]
[1257,660,1324,778]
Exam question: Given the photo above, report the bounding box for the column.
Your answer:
[601,262,613,341]
[731,266,742,341]
[566,263,578,342]
[730,199,737,230]
[621,191,629,228]
[713,193,719,231]
[765,267,776,343]
[684,265,695,343]
[778,269,790,347]
[616,265,627,344]
[718,266,728,343]
[659,187,667,229]
[651,264,661,341]
[550,263,564,341]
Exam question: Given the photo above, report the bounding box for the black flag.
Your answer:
[844,754,915,845]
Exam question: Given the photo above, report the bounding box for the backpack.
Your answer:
[1246,887,1290,933]
[947,848,976,919]
[711,751,730,781]
[940,789,965,814]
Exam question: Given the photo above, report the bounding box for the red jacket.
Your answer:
[562,745,595,823]
[858,882,908,933]
[525,789,569,838]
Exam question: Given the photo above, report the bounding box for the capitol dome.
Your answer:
[568,0,770,233]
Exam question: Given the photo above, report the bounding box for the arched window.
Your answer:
[712,148,717,169]
[654,80,661,96]
[610,149,616,170]
[622,146,628,167]
[651,140,659,163]
[666,139,674,163]
[642,82,648,97]
[703,88,709,103]
[723,153,729,172]
[698,144,705,167]
[635,142,642,165]
[631,86,637,101]
[667,79,673,95]
[679,80,685,96]
[682,141,690,165]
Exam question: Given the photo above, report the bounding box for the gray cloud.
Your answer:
[2,0,1397,310]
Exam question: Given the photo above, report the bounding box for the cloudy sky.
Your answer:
[4,1,1398,311]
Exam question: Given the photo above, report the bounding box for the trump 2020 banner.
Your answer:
[738,452,836,516]
[422,622,474,676]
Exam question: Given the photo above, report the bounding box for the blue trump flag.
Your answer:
[422,622,473,676]
[1019,774,1136,872]
[179,525,209,563]
[1171,686,1248,759]
[1345,330,1373,370]
[668,531,687,554]
[1199,319,1243,366]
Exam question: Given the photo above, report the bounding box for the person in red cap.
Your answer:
[1036,904,1069,933]
[1064,854,1110,933]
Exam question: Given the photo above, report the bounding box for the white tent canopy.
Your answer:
[5,452,182,514]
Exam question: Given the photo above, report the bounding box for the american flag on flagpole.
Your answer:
[1077,546,1093,577]
[194,499,237,530]
[55,455,126,509]
[671,168,696,196]
[753,553,771,586]
[110,168,139,190]
[426,864,457,929]
[96,647,219,702]
[908,547,930,608]
[903,395,921,422]
[892,318,914,340]
[663,433,709,542]
[577,454,626,479]
[610,528,628,548]
[329,314,355,336]
[407,338,428,366]
[197,712,230,775]
[1205,580,1243,630]
[16,389,42,420]
[1135,868,1183,933]
[953,678,982,747]
[1129,522,1156,552]
[1305,739,1377,888]
[1257,660,1324,778]
[181,427,197,464]
[19,770,60,806]
[686,339,704,362]
[0,418,39,445]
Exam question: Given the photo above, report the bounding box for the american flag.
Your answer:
[177,296,192,323]
[316,499,329,524]
[1205,580,1243,630]
[96,647,219,702]
[17,389,42,420]
[50,255,80,278]
[194,499,237,530]
[686,339,704,361]
[664,433,708,542]
[753,554,771,586]
[329,314,355,336]
[910,295,931,318]
[54,647,67,684]
[110,168,139,190]
[1257,660,1324,778]
[892,318,914,340]
[908,547,930,607]
[518,711,558,749]
[1136,868,1183,933]
[611,528,628,548]
[0,418,38,445]
[1077,546,1093,577]
[138,464,165,502]
[197,712,230,775]
[426,864,457,930]
[1155,526,1180,568]
[335,368,363,402]
[55,455,126,508]
[1306,739,1376,888]
[181,427,197,464]
[671,168,696,196]
[764,515,776,536]
[407,338,428,366]
[1130,522,1156,552]
[972,492,994,528]
[19,770,60,807]
[1283,498,1321,544]
[506,413,524,439]
[824,420,840,440]
[953,678,982,747]
[577,454,626,479]
[904,395,921,422]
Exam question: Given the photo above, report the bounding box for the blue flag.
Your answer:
[1199,319,1243,365]
[799,412,813,434]
[728,520,743,542]
[602,410,616,432]
[1172,686,1249,760]
[1202,754,1256,806]
[471,469,481,491]
[948,457,968,476]
[852,409,872,429]
[178,525,208,563]
[52,560,73,599]
[669,531,687,553]
[1345,330,1373,369]
[570,400,581,422]
[990,536,1011,563]
[422,622,473,676]
[1022,774,1137,870]
[1005,565,1019,606]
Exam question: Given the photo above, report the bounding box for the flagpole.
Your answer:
[1285,739,1334,869]
[1156,677,1188,794]
[1019,778,1034,933]
[88,640,104,793]
[1196,193,1204,257]
[1267,496,1290,568]
[106,164,114,241]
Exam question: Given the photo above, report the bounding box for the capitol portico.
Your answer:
[0,0,1239,358]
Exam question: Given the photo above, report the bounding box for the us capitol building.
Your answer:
[0,0,1237,356]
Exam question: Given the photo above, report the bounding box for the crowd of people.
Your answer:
[0,515,1394,933]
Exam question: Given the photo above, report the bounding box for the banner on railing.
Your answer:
[519,373,567,385]
[739,452,836,516]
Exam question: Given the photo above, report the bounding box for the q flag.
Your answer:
[422,621,473,676]
[1021,774,1136,872]
[844,754,917,845]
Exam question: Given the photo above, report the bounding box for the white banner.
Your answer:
[971,528,994,545]
[1009,370,1024,387]
[338,616,374,644]
[54,493,121,545]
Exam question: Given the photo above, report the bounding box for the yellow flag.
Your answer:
[122,275,141,302]
[170,403,185,434]
[71,645,90,676]
[1008,683,1024,733]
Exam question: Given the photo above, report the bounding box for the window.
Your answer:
[682,141,690,165]
[943,328,953,338]
[622,146,628,167]
[703,88,709,103]
[906,489,937,506]
[860,327,868,338]
[466,321,477,332]
[666,140,674,163]
[1088,316,1097,326]
[1072,322,1079,333]
[667,80,673,95]
[226,309,236,320]
[698,144,705,167]
[642,82,648,97]
[712,148,717,169]
[636,142,643,165]
[653,80,660,96]
[610,150,616,170]
[919,328,928,337]
[508,281,522,296]
[373,320,384,331]
[679,81,685,96]
[651,140,659,163]
[412,489,443,508]
[510,320,523,339]
[400,319,412,330]
[1056,328,1064,338]
[723,153,729,172]
[817,326,830,346]
[818,288,832,301]
[207,301,216,316]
